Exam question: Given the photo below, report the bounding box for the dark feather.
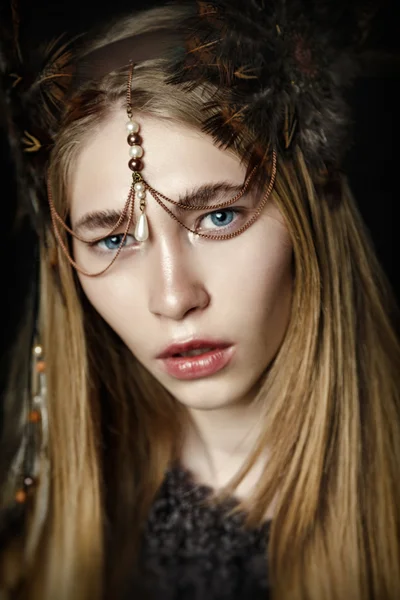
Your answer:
[169,0,384,172]
[1,2,77,226]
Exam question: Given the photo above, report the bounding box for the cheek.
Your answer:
[228,234,293,358]
[204,225,293,322]
[78,273,143,339]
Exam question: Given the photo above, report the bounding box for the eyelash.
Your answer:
[86,207,247,253]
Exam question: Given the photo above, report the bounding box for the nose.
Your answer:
[148,238,210,321]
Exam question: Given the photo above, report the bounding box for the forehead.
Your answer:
[69,110,246,222]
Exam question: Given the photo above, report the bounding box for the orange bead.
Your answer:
[36,361,46,373]
[49,248,58,267]
[15,490,27,503]
[28,410,41,423]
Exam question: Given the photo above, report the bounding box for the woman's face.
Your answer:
[70,110,293,410]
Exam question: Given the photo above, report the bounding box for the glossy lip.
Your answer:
[156,339,235,380]
[157,338,232,359]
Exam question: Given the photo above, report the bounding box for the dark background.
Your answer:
[0,0,399,367]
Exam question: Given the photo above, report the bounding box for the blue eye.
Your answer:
[203,210,236,229]
[210,210,234,226]
[96,233,136,251]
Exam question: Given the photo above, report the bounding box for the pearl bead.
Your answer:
[129,145,143,158]
[134,182,145,193]
[126,120,139,133]
[128,158,143,171]
[127,133,142,146]
[136,190,146,200]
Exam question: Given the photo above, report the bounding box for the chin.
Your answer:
[175,395,236,411]
[166,379,258,411]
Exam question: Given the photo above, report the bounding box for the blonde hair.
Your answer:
[4,5,400,600]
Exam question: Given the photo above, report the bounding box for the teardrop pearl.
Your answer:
[134,213,149,242]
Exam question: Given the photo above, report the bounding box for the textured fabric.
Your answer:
[132,463,271,600]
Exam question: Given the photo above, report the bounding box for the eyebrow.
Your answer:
[73,181,244,235]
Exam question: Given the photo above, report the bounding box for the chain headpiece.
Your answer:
[47,60,277,277]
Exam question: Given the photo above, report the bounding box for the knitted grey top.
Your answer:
[134,463,271,600]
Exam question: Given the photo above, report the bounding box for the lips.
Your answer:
[157,339,235,380]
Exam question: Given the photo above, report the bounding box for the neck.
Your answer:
[180,394,268,497]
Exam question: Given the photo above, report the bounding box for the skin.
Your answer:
[70,109,293,494]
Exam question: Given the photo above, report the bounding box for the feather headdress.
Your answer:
[0,17,75,226]
[168,0,381,173]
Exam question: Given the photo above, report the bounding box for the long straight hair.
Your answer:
[3,6,400,600]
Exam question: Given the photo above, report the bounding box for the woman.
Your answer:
[0,1,399,599]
